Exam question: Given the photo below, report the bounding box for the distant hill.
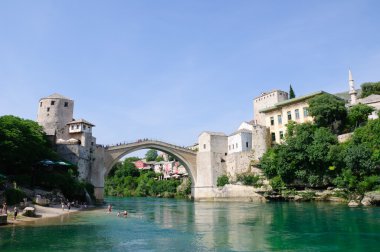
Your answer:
[334,89,362,101]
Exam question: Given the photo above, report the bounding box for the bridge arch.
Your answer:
[104,140,197,185]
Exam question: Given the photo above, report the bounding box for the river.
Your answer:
[1,197,380,251]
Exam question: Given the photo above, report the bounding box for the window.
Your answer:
[303,107,309,117]
[280,131,284,139]
[64,102,68,107]
[271,132,276,142]
[71,125,74,130]
[40,102,42,107]
[278,115,282,125]
[83,125,86,130]
[246,142,249,148]
[287,111,292,120]
[76,124,79,129]
[47,107,50,112]
[236,143,238,148]
[203,144,206,149]
[270,117,274,126]
[295,109,300,120]
[51,101,55,105]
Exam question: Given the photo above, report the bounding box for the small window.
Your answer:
[278,115,282,125]
[203,144,206,149]
[295,109,300,120]
[303,107,309,117]
[71,125,74,130]
[76,124,79,129]
[51,101,55,105]
[40,102,42,107]
[236,143,238,148]
[271,132,276,142]
[64,102,68,107]
[246,142,248,148]
[270,117,274,126]
[83,125,86,130]
[287,111,292,120]
[280,131,284,139]
[47,107,50,112]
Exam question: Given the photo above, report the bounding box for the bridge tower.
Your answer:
[37,93,74,137]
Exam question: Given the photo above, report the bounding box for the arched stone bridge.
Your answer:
[90,139,198,201]
[104,140,197,182]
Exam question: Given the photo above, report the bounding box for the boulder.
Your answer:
[23,207,36,217]
[0,214,7,225]
[361,196,372,206]
[363,191,380,206]
[348,200,360,207]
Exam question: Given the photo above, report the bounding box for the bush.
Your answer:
[236,173,261,187]
[270,176,286,191]
[4,188,26,205]
[217,175,229,187]
[357,176,380,194]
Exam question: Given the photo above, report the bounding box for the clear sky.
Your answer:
[1,0,380,149]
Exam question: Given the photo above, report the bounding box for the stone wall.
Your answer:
[56,144,92,180]
[194,184,267,202]
[226,151,254,181]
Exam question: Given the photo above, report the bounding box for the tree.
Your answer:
[145,149,158,161]
[0,115,56,174]
[347,104,374,129]
[361,81,380,98]
[308,94,347,132]
[289,85,296,99]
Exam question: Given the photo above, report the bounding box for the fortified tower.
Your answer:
[37,93,74,136]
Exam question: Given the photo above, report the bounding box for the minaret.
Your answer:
[349,69,357,105]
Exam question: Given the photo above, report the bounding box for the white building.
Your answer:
[228,129,252,154]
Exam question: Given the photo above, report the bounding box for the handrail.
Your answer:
[103,138,196,152]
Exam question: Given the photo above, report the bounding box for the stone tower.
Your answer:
[37,93,74,136]
[349,69,357,105]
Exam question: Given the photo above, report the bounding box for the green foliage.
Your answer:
[347,104,374,129]
[260,123,337,187]
[308,94,347,133]
[289,84,295,99]
[105,158,187,198]
[236,173,261,186]
[155,156,164,162]
[0,115,56,175]
[217,175,229,187]
[361,81,380,98]
[270,176,286,191]
[145,149,158,161]
[4,188,26,205]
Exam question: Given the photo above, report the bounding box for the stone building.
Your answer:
[37,93,96,180]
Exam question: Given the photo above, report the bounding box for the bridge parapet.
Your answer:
[105,139,197,154]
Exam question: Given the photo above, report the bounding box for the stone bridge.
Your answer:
[90,140,198,201]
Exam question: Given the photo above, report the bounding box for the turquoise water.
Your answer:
[1,198,380,251]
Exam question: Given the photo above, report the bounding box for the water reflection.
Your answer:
[1,198,380,251]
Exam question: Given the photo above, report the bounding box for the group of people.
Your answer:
[1,202,18,220]
[107,204,128,218]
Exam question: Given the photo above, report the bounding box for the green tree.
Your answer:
[308,93,347,132]
[145,149,158,161]
[289,84,295,99]
[347,104,374,129]
[217,175,229,187]
[155,156,164,162]
[0,115,56,175]
[361,81,380,98]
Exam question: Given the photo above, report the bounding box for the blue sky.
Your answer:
[1,0,380,150]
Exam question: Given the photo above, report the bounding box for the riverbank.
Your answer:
[1,204,94,227]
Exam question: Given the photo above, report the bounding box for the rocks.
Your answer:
[348,200,360,207]
[0,214,7,225]
[361,191,380,206]
[23,207,36,217]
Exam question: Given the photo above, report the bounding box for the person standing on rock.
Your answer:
[2,202,7,214]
